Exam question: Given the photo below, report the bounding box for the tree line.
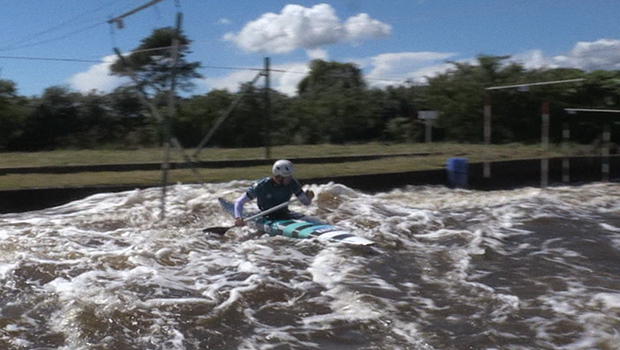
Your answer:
[1,28,619,152]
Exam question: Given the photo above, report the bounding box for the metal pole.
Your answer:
[108,0,165,28]
[264,57,271,159]
[483,93,492,178]
[564,108,620,184]
[485,78,585,91]
[541,101,550,188]
[161,12,182,220]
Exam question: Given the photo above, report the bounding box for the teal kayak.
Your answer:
[218,198,374,246]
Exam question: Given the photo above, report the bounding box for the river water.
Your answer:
[1,181,620,350]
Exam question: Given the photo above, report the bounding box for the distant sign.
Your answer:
[418,111,439,120]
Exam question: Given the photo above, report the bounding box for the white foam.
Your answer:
[592,292,620,309]
[600,223,620,232]
[0,262,17,280]
[1,182,619,349]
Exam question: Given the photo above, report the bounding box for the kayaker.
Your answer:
[234,159,314,226]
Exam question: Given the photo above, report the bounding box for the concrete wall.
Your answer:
[1,156,618,213]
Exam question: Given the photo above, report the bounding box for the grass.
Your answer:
[0,142,573,190]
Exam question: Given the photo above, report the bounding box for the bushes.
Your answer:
[2,57,620,152]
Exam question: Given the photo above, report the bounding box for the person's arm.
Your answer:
[295,188,314,205]
[292,179,314,206]
[234,193,252,226]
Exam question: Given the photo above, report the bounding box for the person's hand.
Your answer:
[305,190,315,201]
[235,217,245,227]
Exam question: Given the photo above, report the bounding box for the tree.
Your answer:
[294,60,376,144]
[427,55,536,142]
[0,79,29,150]
[110,27,202,96]
[18,86,80,150]
[297,59,366,95]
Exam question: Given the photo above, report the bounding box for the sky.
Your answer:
[0,0,619,97]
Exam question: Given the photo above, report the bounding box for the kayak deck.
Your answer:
[218,198,374,246]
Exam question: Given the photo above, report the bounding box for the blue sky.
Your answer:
[1,0,619,97]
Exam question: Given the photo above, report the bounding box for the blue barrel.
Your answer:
[446,158,468,188]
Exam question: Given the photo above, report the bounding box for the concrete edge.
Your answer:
[1,156,618,213]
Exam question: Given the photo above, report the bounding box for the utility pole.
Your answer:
[109,0,183,219]
[161,12,182,220]
[108,0,165,28]
[264,57,271,159]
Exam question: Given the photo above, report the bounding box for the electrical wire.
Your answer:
[0,52,410,84]
[0,0,125,52]
[0,55,102,63]
[0,22,110,53]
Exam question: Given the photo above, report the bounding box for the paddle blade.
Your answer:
[202,226,232,235]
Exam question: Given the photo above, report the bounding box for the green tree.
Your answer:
[18,86,80,150]
[110,27,202,96]
[107,86,155,148]
[295,59,377,143]
[177,89,235,147]
[0,79,29,150]
[427,55,533,142]
[298,59,366,95]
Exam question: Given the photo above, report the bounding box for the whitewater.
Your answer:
[1,181,620,349]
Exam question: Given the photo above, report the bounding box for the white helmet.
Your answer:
[272,159,294,177]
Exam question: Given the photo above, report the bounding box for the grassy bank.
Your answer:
[0,143,570,190]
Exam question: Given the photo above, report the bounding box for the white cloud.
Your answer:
[512,39,620,71]
[218,18,231,25]
[69,55,127,94]
[223,4,391,54]
[175,38,620,98]
[365,51,458,87]
[200,62,309,96]
[306,48,329,60]
[201,69,260,92]
[510,50,554,70]
[344,13,392,44]
[556,39,620,71]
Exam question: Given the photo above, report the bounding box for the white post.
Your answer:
[564,108,620,183]
[484,79,585,184]
[418,111,438,144]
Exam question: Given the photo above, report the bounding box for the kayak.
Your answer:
[217,198,374,246]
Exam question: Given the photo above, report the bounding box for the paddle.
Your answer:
[203,197,299,235]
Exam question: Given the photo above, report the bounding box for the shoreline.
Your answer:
[1,156,618,214]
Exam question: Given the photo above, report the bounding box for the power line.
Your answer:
[0,22,110,53]
[0,55,103,63]
[0,46,180,64]
[0,52,412,85]
[0,0,124,52]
